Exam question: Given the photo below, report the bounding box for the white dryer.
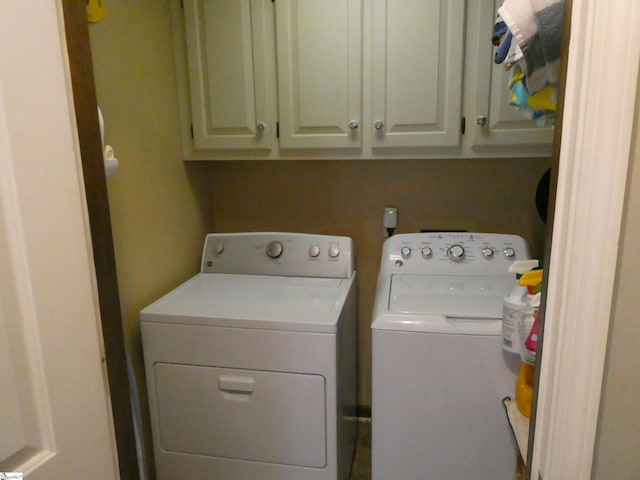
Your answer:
[141,233,358,480]
[371,232,529,480]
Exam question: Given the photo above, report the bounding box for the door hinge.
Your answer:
[276,122,280,138]
[461,116,466,135]
[190,123,194,139]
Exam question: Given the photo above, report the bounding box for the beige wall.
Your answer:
[88,2,213,475]
[592,88,640,478]
[89,1,214,347]
[210,158,549,406]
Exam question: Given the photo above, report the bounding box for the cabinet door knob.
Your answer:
[476,116,488,126]
[256,122,266,132]
[374,120,385,130]
[348,120,359,130]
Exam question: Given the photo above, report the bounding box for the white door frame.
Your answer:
[532,1,640,478]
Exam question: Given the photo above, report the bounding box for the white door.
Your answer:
[184,0,275,151]
[0,3,118,479]
[276,0,363,150]
[371,0,465,150]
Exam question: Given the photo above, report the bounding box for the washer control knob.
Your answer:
[503,247,516,259]
[212,240,224,255]
[400,246,412,259]
[328,243,340,258]
[421,247,433,258]
[481,247,494,258]
[447,244,465,262]
[308,244,321,258]
[265,241,283,259]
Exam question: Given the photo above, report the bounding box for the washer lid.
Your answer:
[141,273,353,333]
[389,274,513,319]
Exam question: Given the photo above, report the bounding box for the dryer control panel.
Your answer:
[201,232,354,279]
[380,232,531,276]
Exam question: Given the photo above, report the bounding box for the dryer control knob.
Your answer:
[212,240,224,255]
[266,241,283,259]
[328,243,340,258]
[308,244,321,258]
[503,247,516,259]
[401,246,412,259]
[447,244,465,262]
[481,247,494,258]
[421,247,433,258]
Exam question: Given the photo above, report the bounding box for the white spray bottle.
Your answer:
[502,259,538,354]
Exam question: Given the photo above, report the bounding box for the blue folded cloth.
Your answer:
[492,19,509,46]
[495,31,513,64]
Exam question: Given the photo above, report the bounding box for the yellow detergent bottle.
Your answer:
[516,362,534,418]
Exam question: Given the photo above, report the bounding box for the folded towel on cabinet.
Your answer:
[498,0,564,94]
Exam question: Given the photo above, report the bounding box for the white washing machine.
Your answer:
[371,232,529,480]
[141,232,357,480]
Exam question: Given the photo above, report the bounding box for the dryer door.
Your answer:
[154,363,327,468]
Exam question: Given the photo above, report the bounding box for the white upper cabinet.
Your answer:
[371,0,465,150]
[465,1,553,154]
[183,0,275,151]
[173,0,553,159]
[275,0,363,150]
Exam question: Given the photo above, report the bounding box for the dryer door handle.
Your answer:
[219,375,256,394]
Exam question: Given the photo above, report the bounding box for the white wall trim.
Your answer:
[531,1,640,478]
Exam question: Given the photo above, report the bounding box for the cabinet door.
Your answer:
[276,0,363,150]
[371,0,465,150]
[468,0,553,152]
[184,0,273,151]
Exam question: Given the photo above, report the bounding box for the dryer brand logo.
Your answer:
[0,474,23,480]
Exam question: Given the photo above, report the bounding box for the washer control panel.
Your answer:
[201,232,354,279]
[381,232,531,275]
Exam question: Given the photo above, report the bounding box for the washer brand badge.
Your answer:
[0,474,23,480]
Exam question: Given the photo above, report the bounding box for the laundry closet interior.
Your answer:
[87,1,558,479]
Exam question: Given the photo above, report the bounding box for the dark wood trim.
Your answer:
[525,0,572,478]
[356,405,372,419]
[60,1,139,478]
